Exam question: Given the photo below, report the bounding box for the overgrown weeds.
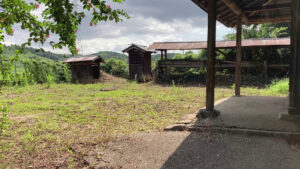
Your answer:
[0,106,9,136]
[0,80,289,167]
[266,78,289,95]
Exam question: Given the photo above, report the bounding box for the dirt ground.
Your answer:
[67,131,300,169]
[99,71,126,83]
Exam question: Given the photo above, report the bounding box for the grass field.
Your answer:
[0,80,288,168]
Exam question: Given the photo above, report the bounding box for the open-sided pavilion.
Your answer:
[149,38,291,78]
[188,0,299,119]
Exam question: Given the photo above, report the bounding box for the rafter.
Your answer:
[244,3,291,13]
[222,0,249,23]
[247,15,291,24]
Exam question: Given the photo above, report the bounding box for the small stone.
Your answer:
[164,124,186,131]
[177,120,192,124]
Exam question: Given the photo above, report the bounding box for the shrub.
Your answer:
[46,75,55,88]
[267,78,289,95]
[23,60,70,84]
[101,58,129,78]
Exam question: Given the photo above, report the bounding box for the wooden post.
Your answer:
[165,50,168,60]
[160,50,163,60]
[264,60,268,83]
[198,0,220,118]
[289,0,300,115]
[235,15,242,96]
[206,0,216,111]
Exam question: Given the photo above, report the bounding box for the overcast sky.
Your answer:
[4,0,235,55]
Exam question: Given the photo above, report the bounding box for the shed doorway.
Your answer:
[92,65,100,79]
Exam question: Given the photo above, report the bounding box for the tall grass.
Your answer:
[266,78,289,95]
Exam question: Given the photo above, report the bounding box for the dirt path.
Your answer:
[74,131,300,169]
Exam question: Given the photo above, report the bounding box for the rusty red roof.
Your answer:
[148,38,290,51]
[122,44,155,53]
[63,55,104,63]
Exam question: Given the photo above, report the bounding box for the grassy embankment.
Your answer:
[0,79,288,167]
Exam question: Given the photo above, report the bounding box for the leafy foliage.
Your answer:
[152,53,176,62]
[0,0,129,55]
[92,51,128,61]
[23,60,70,84]
[0,59,70,87]
[266,78,289,95]
[101,58,128,78]
[0,0,128,88]
[224,23,290,40]
[172,51,207,61]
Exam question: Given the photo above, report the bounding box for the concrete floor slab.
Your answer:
[195,96,300,132]
[88,132,300,169]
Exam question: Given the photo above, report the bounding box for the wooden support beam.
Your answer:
[164,50,168,60]
[222,0,248,23]
[244,3,291,13]
[206,0,217,112]
[216,48,231,59]
[160,50,163,60]
[198,0,220,118]
[264,60,268,83]
[289,0,300,115]
[157,60,289,69]
[247,15,291,24]
[235,15,242,97]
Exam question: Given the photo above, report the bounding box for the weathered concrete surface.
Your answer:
[167,96,300,134]
[87,132,300,169]
[195,96,300,132]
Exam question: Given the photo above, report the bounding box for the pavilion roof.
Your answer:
[192,0,292,27]
[148,38,290,51]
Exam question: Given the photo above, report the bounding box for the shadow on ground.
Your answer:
[77,96,300,169]
[160,132,300,169]
[194,96,300,132]
[161,96,300,169]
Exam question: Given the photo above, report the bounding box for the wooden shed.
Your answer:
[123,44,155,81]
[63,56,104,83]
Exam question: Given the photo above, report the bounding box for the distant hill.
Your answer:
[3,45,69,72]
[92,51,177,62]
[3,45,179,64]
[25,47,68,61]
[3,45,67,62]
[92,51,128,61]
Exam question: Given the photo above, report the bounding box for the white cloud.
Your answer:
[4,0,234,55]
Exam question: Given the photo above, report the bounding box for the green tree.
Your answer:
[101,58,128,78]
[0,0,128,54]
[0,0,129,85]
[224,23,290,40]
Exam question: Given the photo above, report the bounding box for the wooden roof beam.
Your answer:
[244,3,291,13]
[247,15,291,24]
[222,0,249,23]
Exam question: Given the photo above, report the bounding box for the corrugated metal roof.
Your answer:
[148,38,290,51]
[63,55,104,63]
